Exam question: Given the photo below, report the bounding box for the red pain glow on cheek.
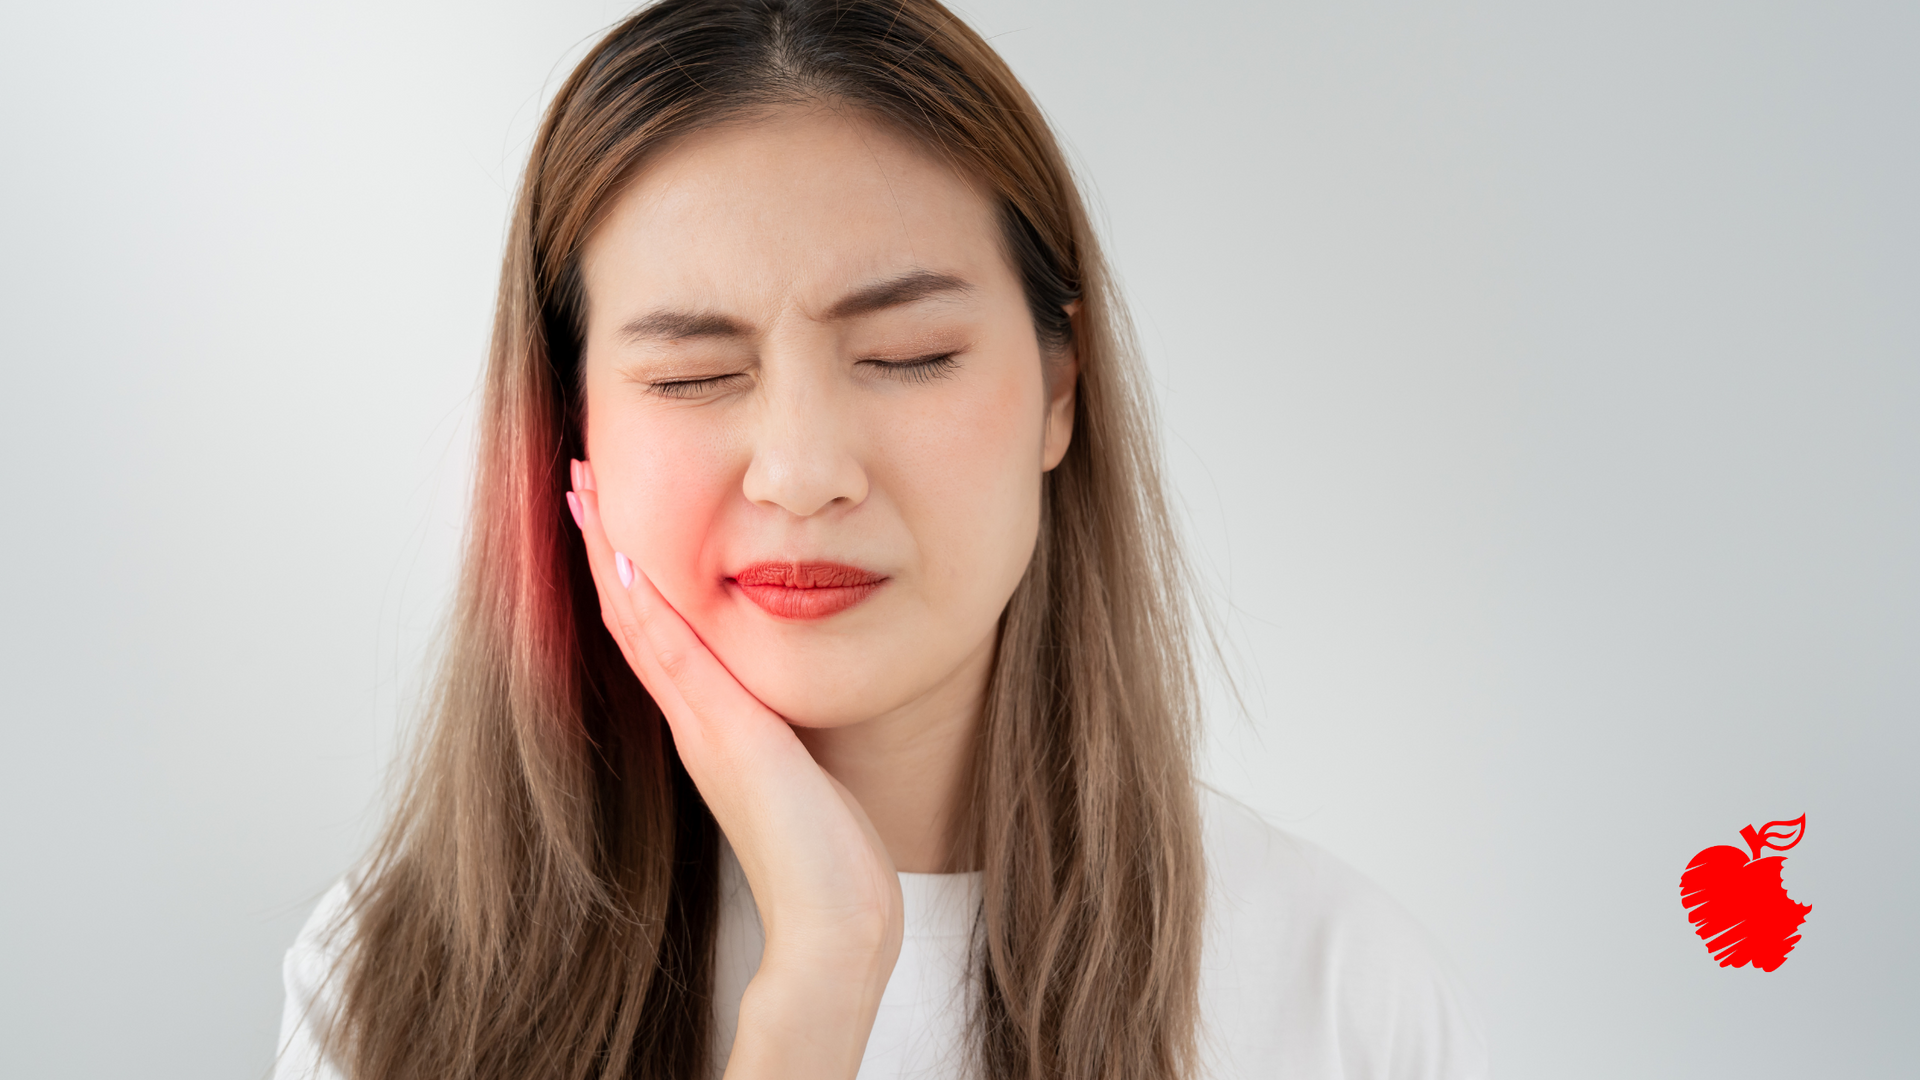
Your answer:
[592,449,734,613]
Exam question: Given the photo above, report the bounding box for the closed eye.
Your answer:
[861,353,960,383]
[648,372,748,399]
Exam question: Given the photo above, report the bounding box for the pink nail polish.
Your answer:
[581,461,597,493]
[569,459,581,492]
[615,552,634,588]
[565,491,583,529]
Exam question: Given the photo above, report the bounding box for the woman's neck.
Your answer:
[791,633,992,873]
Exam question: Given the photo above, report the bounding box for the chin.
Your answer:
[733,664,906,728]
[702,630,917,728]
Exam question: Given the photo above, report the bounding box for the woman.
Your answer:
[275,1,1486,1077]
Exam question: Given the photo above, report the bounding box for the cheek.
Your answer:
[887,358,1047,583]
[586,401,739,607]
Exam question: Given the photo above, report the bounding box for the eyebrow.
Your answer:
[823,269,975,320]
[613,269,976,345]
[615,310,751,343]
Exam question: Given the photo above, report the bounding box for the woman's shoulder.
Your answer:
[274,876,359,1080]
[1198,786,1434,940]
[284,875,358,997]
[1196,785,1489,1079]
[291,875,357,950]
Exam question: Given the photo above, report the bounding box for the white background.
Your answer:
[2,1,1913,1076]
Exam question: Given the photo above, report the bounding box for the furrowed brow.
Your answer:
[824,270,975,321]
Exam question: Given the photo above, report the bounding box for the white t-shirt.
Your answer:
[276,787,1487,1079]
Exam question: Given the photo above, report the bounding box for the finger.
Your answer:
[570,462,780,749]
[567,460,667,693]
[569,461,684,707]
[579,494,770,734]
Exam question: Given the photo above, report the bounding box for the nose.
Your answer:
[739,362,870,518]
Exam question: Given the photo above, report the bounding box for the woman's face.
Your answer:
[579,105,1074,729]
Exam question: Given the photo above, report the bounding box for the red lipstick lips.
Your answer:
[731,562,888,620]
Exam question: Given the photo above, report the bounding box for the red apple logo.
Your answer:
[1679,814,1811,971]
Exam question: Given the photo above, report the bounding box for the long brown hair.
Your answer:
[328,2,1204,1077]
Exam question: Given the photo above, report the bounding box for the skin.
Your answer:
[568,102,1076,1079]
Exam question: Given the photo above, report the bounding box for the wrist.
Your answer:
[758,929,898,998]
[726,948,898,1080]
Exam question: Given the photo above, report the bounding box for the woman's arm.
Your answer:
[572,460,904,1080]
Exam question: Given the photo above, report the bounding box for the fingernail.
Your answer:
[565,491,583,529]
[570,459,581,491]
[615,551,634,588]
[581,460,597,492]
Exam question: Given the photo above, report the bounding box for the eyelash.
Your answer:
[648,373,743,399]
[646,354,959,397]
[864,352,960,383]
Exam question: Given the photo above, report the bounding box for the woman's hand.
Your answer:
[569,460,903,1080]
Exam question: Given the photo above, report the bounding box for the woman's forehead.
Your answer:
[580,107,1012,319]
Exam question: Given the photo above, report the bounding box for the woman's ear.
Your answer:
[1041,301,1081,472]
